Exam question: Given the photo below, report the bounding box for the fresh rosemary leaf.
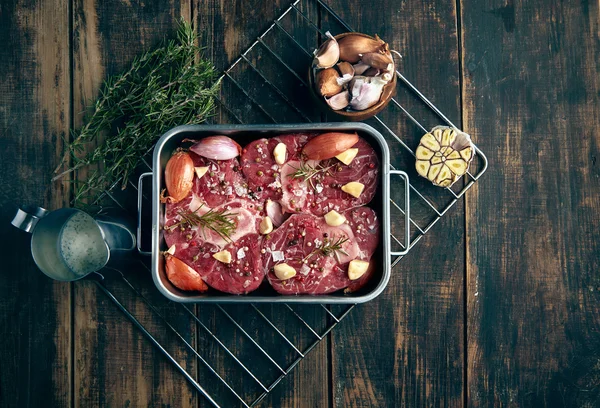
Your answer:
[303,234,350,263]
[166,206,238,242]
[288,161,334,190]
[53,20,221,208]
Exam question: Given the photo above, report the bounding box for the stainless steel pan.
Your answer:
[138,123,409,303]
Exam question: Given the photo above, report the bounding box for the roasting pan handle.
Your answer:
[388,169,410,257]
[137,172,153,256]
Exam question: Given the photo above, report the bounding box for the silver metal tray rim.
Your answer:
[149,123,396,304]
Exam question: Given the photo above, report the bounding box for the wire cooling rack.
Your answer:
[91,0,488,406]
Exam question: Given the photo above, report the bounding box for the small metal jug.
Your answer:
[11,206,136,281]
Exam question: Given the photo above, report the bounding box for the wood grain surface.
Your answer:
[0,0,599,407]
[0,0,71,406]
[462,0,600,406]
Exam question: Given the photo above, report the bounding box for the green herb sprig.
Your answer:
[303,234,350,263]
[53,20,221,208]
[289,161,334,190]
[166,205,238,242]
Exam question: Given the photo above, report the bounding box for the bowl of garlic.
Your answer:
[308,32,398,121]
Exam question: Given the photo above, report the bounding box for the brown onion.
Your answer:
[338,34,387,63]
[189,136,242,160]
[163,150,194,203]
[302,132,359,160]
[165,254,208,292]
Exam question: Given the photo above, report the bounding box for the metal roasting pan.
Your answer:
[138,123,410,303]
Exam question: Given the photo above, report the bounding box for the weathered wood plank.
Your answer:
[0,0,71,407]
[325,1,466,406]
[71,1,197,407]
[462,0,600,405]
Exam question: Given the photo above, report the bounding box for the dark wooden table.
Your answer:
[1,0,599,406]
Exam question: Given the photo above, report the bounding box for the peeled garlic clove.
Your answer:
[359,52,394,71]
[348,260,370,280]
[163,150,195,203]
[213,250,232,264]
[353,62,371,75]
[338,34,387,63]
[349,77,386,111]
[302,132,359,160]
[274,263,297,280]
[316,68,343,97]
[415,126,475,187]
[189,136,242,160]
[313,31,339,69]
[363,67,380,77]
[194,166,209,179]
[259,216,274,235]
[273,142,287,165]
[324,210,346,226]
[325,90,350,110]
[341,181,365,198]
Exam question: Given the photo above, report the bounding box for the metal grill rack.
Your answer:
[91,0,488,407]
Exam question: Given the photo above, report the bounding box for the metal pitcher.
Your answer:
[11,206,136,281]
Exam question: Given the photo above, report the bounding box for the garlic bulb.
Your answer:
[415,126,475,187]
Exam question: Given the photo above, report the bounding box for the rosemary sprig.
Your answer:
[303,234,350,263]
[53,20,221,208]
[288,162,334,190]
[166,205,238,242]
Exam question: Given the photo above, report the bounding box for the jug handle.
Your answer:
[137,172,153,255]
[11,206,50,233]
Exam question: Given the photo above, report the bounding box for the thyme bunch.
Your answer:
[53,21,221,207]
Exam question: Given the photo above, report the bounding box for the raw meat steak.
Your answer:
[240,134,313,202]
[164,198,266,294]
[199,234,265,294]
[188,151,249,207]
[168,234,264,294]
[343,207,380,293]
[278,137,378,215]
[308,138,379,215]
[164,198,262,250]
[264,214,368,295]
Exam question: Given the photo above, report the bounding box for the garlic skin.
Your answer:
[349,77,386,111]
[313,31,339,69]
[335,62,354,85]
[316,68,343,97]
[363,67,380,77]
[337,61,354,77]
[338,34,387,63]
[325,90,350,110]
[353,62,370,75]
[359,52,394,71]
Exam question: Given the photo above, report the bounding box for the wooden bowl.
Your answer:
[308,32,397,122]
